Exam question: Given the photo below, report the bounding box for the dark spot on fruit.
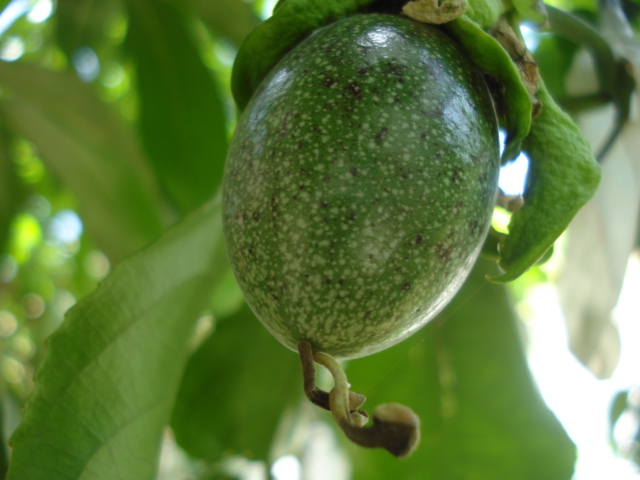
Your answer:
[402,283,411,291]
[415,234,423,244]
[450,166,465,184]
[323,77,335,88]
[358,67,368,76]
[321,200,329,208]
[382,62,409,78]
[420,133,427,139]
[326,278,332,284]
[345,81,362,96]
[363,310,373,318]
[338,279,345,285]
[374,127,388,145]
[435,243,455,262]
[271,294,279,302]
[351,168,359,177]
[349,212,356,221]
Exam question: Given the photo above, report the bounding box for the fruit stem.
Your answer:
[298,342,421,458]
[298,341,366,412]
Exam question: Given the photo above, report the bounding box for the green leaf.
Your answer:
[0,60,167,263]
[0,128,24,253]
[534,33,580,101]
[343,259,576,479]
[54,0,122,58]
[171,302,300,462]
[6,196,228,480]
[545,6,617,106]
[169,0,259,45]
[489,82,601,282]
[126,0,229,214]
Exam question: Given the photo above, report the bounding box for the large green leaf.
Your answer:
[126,0,229,214]
[342,259,576,479]
[0,61,168,263]
[169,0,259,45]
[6,197,228,480]
[171,302,300,462]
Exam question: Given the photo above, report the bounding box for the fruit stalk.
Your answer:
[299,341,421,458]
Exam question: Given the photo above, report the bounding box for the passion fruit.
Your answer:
[223,13,499,360]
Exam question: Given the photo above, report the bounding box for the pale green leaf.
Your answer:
[0,61,168,263]
[6,197,228,480]
[490,83,601,282]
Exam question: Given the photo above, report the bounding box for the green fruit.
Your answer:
[223,13,500,359]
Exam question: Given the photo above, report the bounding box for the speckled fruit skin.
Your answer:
[223,14,500,359]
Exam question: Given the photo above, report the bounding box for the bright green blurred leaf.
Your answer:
[126,0,229,214]
[0,60,168,263]
[546,0,597,13]
[171,302,300,462]
[344,259,576,480]
[6,212,40,264]
[6,197,228,480]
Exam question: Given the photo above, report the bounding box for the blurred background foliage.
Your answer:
[0,0,639,479]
